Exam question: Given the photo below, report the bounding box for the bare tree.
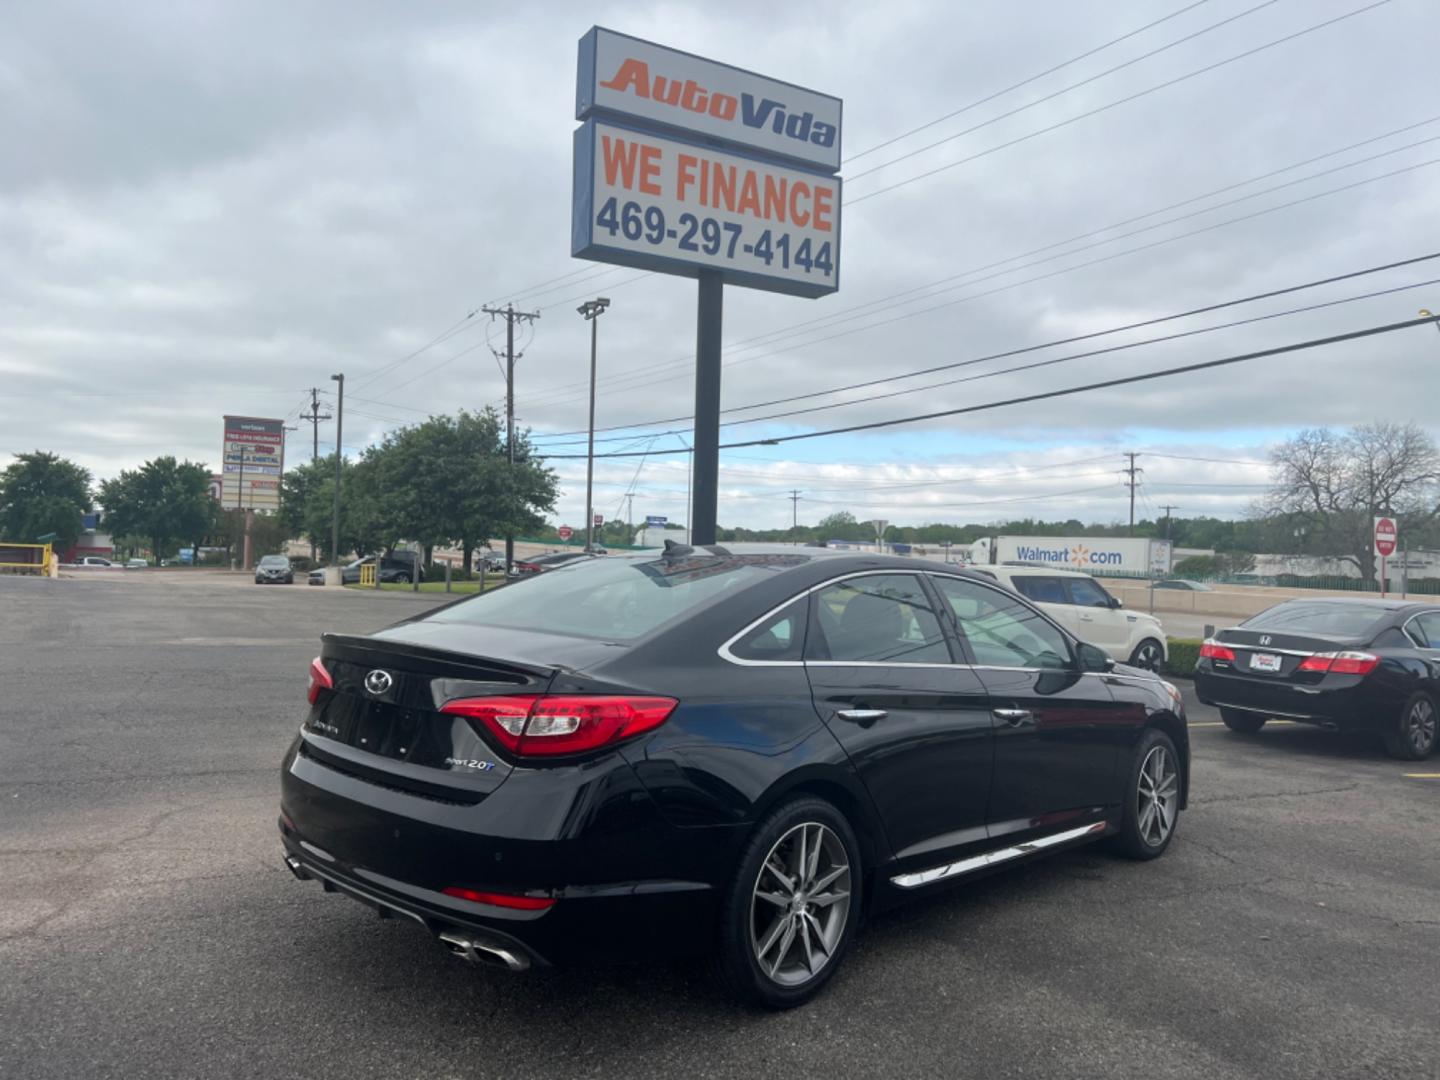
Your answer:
[1265,422,1440,583]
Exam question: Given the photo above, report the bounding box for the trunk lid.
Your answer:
[1212,627,1367,681]
[304,633,560,803]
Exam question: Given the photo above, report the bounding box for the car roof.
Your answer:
[606,542,991,581]
[1271,596,1427,612]
[985,563,1092,578]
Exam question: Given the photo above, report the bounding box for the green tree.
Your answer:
[280,454,364,563]
[99,457,215,562]
[0,451,93,547]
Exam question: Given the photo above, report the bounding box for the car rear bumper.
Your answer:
[1194,667,1377,730]
[279,740,731,967]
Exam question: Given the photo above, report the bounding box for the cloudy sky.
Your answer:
[3,0,1437,532]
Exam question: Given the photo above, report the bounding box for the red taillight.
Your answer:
[1200,640,1236,662]
[440,694,678,757]
[442,886,555,911]
[307,657,333,705]
[438,695,537,753]
[1296,651,1380,676]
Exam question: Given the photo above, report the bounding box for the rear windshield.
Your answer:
[1244,603,1391,639]
[430,553,811,641]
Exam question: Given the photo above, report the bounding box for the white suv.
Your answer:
[971,565,1168,672]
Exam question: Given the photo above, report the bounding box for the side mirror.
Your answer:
[1108,596,1123,609]
[1076,642,1114,673]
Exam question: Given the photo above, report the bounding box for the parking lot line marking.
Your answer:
[1402,773,1440,779]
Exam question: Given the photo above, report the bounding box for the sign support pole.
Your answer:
[691,271,723,546]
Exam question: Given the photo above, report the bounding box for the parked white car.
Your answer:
[971,564,1168,672]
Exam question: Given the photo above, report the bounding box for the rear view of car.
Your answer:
[1195,598,1439,759]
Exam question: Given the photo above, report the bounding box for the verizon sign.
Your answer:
[577,27,842,172]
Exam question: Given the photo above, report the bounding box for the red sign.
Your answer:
[593,514,604,526]
[1374,516,1397,557]
[557,525,574,541]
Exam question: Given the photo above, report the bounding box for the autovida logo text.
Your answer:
[599,59,837,150]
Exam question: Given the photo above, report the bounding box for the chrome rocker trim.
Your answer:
[890,821,1108,889]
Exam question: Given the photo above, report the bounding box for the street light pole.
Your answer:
[330,373,344,570]
[577,297,610,552]
[1421,309,1440,341]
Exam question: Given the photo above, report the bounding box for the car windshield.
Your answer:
[1244,603,1392,639]
[259,556,288,567]
[431,553,810,641]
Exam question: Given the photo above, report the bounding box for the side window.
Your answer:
[728,598,807,662]
[807,575,950,664]
[1012,575,1067,604]
[932,577,1073,671]
[1411,613,1440,649]
[1066,577,1112,608]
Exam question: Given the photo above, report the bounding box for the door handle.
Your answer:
[1079,613,1095,622]
[835,708,887,726]
[992,708,1034,726]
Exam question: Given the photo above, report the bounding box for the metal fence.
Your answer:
[0,542,52,575]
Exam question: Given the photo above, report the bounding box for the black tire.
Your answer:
[1381,692,1438,761]
[715,796,862,1009]
[393,573,409,585]
[1220,707,1266,734]
[1109,728,1181,861]
[1128,638,1165,673]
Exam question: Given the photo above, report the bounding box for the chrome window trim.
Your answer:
[717,569,951,669]
[926,572,1080,662]
[891,821,1107,889]
[1401,610,1440,650]
[805,660,957,669]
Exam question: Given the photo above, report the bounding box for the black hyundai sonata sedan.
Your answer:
[280,544,1188,1007]
[1194,597,1440,759]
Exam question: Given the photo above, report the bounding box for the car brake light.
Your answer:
[1296,651,1380,675]
[307,657,333,705]
[442,886,555,911]
[1199,640,1236,662]
[440,694,678,757]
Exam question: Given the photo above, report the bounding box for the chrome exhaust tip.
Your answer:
[284,855,310,881]
[438,930,531,972]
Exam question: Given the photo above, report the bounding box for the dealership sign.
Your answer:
[577,27,842,172]
[573,29,841,298]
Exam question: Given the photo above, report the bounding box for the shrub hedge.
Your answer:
[1165,638,1201,677]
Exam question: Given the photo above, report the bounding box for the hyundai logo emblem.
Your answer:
[1259,635,1272,646]
[364,670,394,696]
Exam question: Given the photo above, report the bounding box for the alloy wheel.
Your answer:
[1136,745,1179,847]
[749,822,851,987]
[1408,698,1436,754]
[1133,641,1163,672]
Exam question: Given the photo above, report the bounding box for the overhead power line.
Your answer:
[523,136,1439,412]
[844,0,1216,163]
[847,0,1282,183]
[846,0,1394,206]
[528,251,1440,444]
[537,316,1436,459]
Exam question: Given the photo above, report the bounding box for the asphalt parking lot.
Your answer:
[3,575,1438,1079]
